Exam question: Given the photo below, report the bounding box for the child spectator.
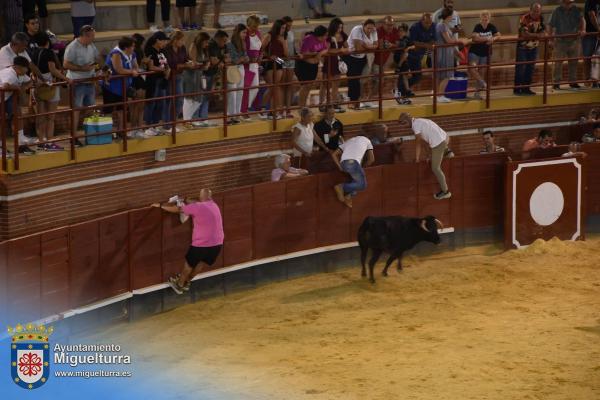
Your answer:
[392,23,415,105]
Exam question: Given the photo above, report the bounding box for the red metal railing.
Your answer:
[1,32,598,171]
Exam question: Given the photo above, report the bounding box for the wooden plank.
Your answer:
[41,228,70,317]
[285,176,318,253]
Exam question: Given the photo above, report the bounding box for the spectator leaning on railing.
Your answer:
[260,19,288,120]
[346,19,378,110]
[165,29,191,133]
[0,32,42,77]
[271,153,309,182]
[0,56,34,155]
[514,3,545,96]
[33,32,70,151]
[583,0,600,87]
[321,17,348,113]
[226,24,249,124]
[523,129,556,152]
[435,8,466,103]
[296,25,329,110]
[143,30,171,136]
[63,25,102,146]
[548,0,585,90]
[373,16,399,99]
[102,36,141,139]
[182,31,211,127]
[406,13,436,97]
[393,23,416,105]
[468,11,500,99]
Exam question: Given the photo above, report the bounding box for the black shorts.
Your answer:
[185,245,222,268]
[176,0,197,7]
[263,60,283,72]
[295,60,319,82]
[102,89,125,113]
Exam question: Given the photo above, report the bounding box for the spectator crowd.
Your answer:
[0,0,599,157]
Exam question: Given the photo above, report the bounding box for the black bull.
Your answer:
[357,215,444,283]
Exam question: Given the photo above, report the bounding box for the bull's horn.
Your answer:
[434,219,444,230]
[420,219,430,232]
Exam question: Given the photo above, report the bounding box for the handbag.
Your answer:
[333,39,348,74]
[226,65,242,84]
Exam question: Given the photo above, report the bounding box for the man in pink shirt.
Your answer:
[153,188,224,294]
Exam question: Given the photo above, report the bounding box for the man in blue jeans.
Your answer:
[514,3,545,95]
[332,135,374,208]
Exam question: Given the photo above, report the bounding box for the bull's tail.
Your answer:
[358,217,372,269]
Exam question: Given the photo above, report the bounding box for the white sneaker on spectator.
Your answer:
[437,96,452,103]
[144,128,159,137]
[205,121,218,127]
[368,101,378,108]
[191,121,207,127]
[358,102,368,109]
[259,113,270,120]
[149,25,159,32]
[19,134,36,145]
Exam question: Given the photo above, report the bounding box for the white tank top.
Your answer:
[292,122,314,156]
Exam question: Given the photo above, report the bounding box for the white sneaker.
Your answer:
[437,96,451,103]
[149,25,159,32]
[205,121,218,127]
[144,128,159,137]
[191,121,208,127]
[368,101,378,108]
[359,102,369,109]
[19,134,36,145]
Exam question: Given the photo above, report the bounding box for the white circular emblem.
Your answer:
[529,182,564,226]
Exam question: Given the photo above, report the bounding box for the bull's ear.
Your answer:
[420,219,430,232]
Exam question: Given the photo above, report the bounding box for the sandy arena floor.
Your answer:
[94,237,600,400]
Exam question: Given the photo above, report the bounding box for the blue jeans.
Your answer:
[164,75,183,126]
[514,47,538,90]
[197,75,213,119]
[341,159,366,197]
[144,83,167,125]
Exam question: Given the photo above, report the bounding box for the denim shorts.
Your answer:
[73,83,96,108]
[468,53,489,65]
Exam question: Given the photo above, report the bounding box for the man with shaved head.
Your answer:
[153,188,224,294]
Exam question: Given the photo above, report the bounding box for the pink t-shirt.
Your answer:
[182,200,224,247]
[300,34,329,54]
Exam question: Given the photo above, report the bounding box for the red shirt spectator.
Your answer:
[375,18,400,66]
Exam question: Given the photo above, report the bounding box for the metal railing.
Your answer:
[1,31,598,171]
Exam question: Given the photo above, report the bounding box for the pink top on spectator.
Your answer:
[182,200,224,247]
[300,34,329,53]
[271,167,303,182]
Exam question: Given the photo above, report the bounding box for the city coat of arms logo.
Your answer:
[8,323,53,390]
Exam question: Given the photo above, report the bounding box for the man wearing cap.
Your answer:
[153,188,224,294]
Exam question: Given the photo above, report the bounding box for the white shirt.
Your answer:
[0,44,31,70]
[348,25,378,58]
[292,122,315,156]
[340,136,373,162]
[0,67,31,100]
[411,118,447,148]
[64,39,99,80]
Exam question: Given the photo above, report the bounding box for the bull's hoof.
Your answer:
[382,271,388,277]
